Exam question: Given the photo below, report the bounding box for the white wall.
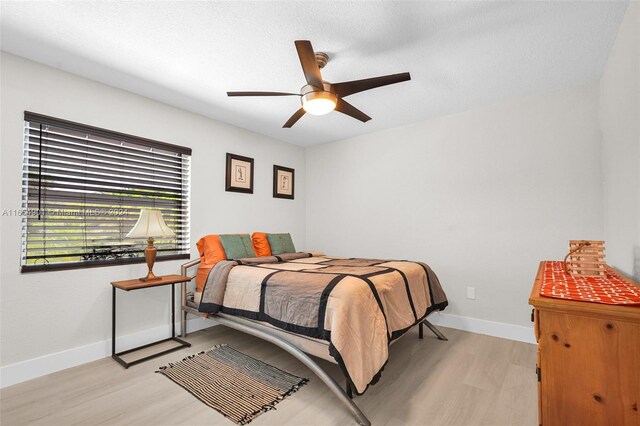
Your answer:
[0,53,306,368]
[599,1,640,280]
[2,2,638,384]
[306,83,604,328]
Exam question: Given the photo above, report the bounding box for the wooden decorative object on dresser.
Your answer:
[529,261,640,426]
[564,240,606,276]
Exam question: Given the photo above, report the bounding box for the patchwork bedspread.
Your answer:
[199,253,448,394]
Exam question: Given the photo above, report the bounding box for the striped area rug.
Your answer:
[157,344,309,425]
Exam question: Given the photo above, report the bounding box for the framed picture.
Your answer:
[273,165,295,200]
[226,153,254,193]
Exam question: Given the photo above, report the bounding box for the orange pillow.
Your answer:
[195,235,227,291]
[251,232,272,257]
[195,264,215,293]
[196,235,226,264]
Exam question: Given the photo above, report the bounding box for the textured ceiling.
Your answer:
[0,1,628,146]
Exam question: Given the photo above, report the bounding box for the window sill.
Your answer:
[20,254,190,273]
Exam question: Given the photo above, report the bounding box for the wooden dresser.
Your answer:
[529,262,640,426]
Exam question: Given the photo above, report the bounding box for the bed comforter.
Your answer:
[199,253,448,394]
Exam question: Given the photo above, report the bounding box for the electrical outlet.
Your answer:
[466,286,476,300]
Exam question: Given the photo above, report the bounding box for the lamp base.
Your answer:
[139,272,162,282]
[138,237,161,282]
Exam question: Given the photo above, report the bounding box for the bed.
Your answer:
[179,252,448,425]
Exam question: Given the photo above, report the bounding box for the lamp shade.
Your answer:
[126,209,175,239]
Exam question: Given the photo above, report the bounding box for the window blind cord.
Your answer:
[152,149,156,211]
[38,125,49,265]
[119,142,124,257]
[42,126,47,264]
[82,134,89,259]
[151,150,157,250]
[37,124,42,220]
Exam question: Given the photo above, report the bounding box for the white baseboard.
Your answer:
[0,316,216,389]
[428,312,536,344]
[1,312,535,389]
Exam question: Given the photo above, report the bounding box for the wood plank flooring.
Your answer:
[0,325,537,426]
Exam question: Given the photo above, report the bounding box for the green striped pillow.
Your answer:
[266,233,296,255]
[219,234,256,259]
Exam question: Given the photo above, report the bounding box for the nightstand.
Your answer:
[111,274,192,368]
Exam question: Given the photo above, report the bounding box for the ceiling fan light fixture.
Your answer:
[301,91,337,116]
[227,40,411,127]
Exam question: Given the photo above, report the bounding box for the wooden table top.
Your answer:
[529,262,640,321]
[111,274,191,291]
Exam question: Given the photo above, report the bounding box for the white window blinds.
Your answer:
[21,112,191,272]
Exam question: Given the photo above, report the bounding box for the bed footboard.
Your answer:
[180,258,202,337]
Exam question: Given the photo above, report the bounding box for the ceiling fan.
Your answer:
[227,40,411,128]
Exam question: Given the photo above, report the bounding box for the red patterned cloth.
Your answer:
[540,261,640,305]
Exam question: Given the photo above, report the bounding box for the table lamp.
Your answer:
[126,209,175,281]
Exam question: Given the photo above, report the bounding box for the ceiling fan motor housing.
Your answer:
[315,51,329,69]
[300,82,335,95]
[300,83,337,115]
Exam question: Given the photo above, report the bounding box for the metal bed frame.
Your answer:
[179,258,447,426]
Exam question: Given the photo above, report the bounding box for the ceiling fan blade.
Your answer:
[283,108,306,128]
[227,91,300,97]
[294,40,324,89]
[333,72,411,97]
[335,99,371,123]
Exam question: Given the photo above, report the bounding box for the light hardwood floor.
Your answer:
[0,325,537,426]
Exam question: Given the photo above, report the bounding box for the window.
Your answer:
[21,112,191,272]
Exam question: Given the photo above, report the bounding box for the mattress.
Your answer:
[192,291,420,364]
[192,291,334,362]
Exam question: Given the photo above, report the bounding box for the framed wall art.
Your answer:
[226,153,254,193]
[273,165,295,200]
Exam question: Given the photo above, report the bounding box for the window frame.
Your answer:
[20,112,192,273]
